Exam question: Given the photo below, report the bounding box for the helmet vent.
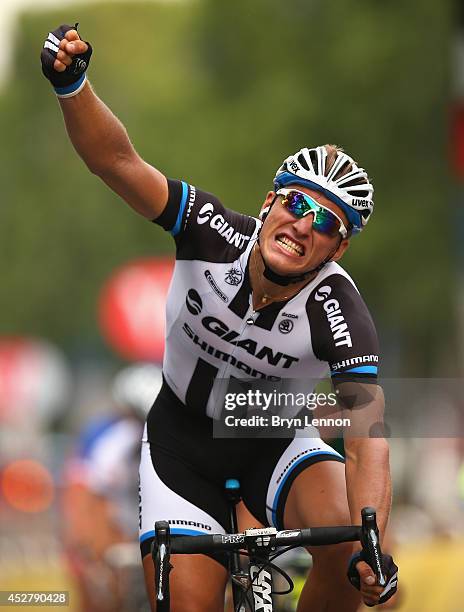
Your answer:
[332,160,352,180]
[308,150,319,172]
[347,188,369,197]
[297,153,310,171]
[341,177,366,189]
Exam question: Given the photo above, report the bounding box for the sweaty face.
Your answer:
[259,185,349,277]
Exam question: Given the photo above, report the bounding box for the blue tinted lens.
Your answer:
[281,192,340,237]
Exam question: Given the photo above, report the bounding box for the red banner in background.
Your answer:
[98,257,175,361]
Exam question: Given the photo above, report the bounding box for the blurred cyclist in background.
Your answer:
[61,364,162,612]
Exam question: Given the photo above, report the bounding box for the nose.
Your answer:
[292,212,315,236]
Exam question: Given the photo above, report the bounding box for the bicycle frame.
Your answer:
[245,528,277,611]
[225,479,253,611]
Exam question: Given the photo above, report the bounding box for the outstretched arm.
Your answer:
[44,27,168,219]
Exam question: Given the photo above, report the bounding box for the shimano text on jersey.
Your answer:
[330,354,378,372]
[183,185,196,230]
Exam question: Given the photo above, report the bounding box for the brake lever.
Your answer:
[360,507,386,587]
[153,521,173,605]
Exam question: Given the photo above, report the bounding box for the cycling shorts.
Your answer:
[139,381,343,565]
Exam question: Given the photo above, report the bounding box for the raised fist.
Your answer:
[41,24,92,94]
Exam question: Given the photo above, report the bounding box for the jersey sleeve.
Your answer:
[306,273,379,383]
[152,179,258,261]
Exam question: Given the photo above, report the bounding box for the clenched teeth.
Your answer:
[276,235,304,256]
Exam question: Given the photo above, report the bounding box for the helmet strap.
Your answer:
[262,264,314,286]
[261,252,334,286]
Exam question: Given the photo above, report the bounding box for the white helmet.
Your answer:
[112,363,163,417]
[273,146,374,234]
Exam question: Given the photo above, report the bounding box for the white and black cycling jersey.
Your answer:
[153,179,379,417]
[139,179,380,556]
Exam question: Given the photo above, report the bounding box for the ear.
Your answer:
[330,238,350,262]
[259,191,276,220]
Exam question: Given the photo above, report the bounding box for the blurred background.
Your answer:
[0,0,463,610]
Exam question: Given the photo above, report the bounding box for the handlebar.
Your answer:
[153,506,386,608]
[166,525,362,554]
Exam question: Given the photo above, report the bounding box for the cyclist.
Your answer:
[42,26,398,611]
[62,364,162,611]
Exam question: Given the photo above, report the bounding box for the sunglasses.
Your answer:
[276,188,349,239]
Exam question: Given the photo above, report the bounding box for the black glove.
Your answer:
[347,551,398,606]
[41,23,92,89]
